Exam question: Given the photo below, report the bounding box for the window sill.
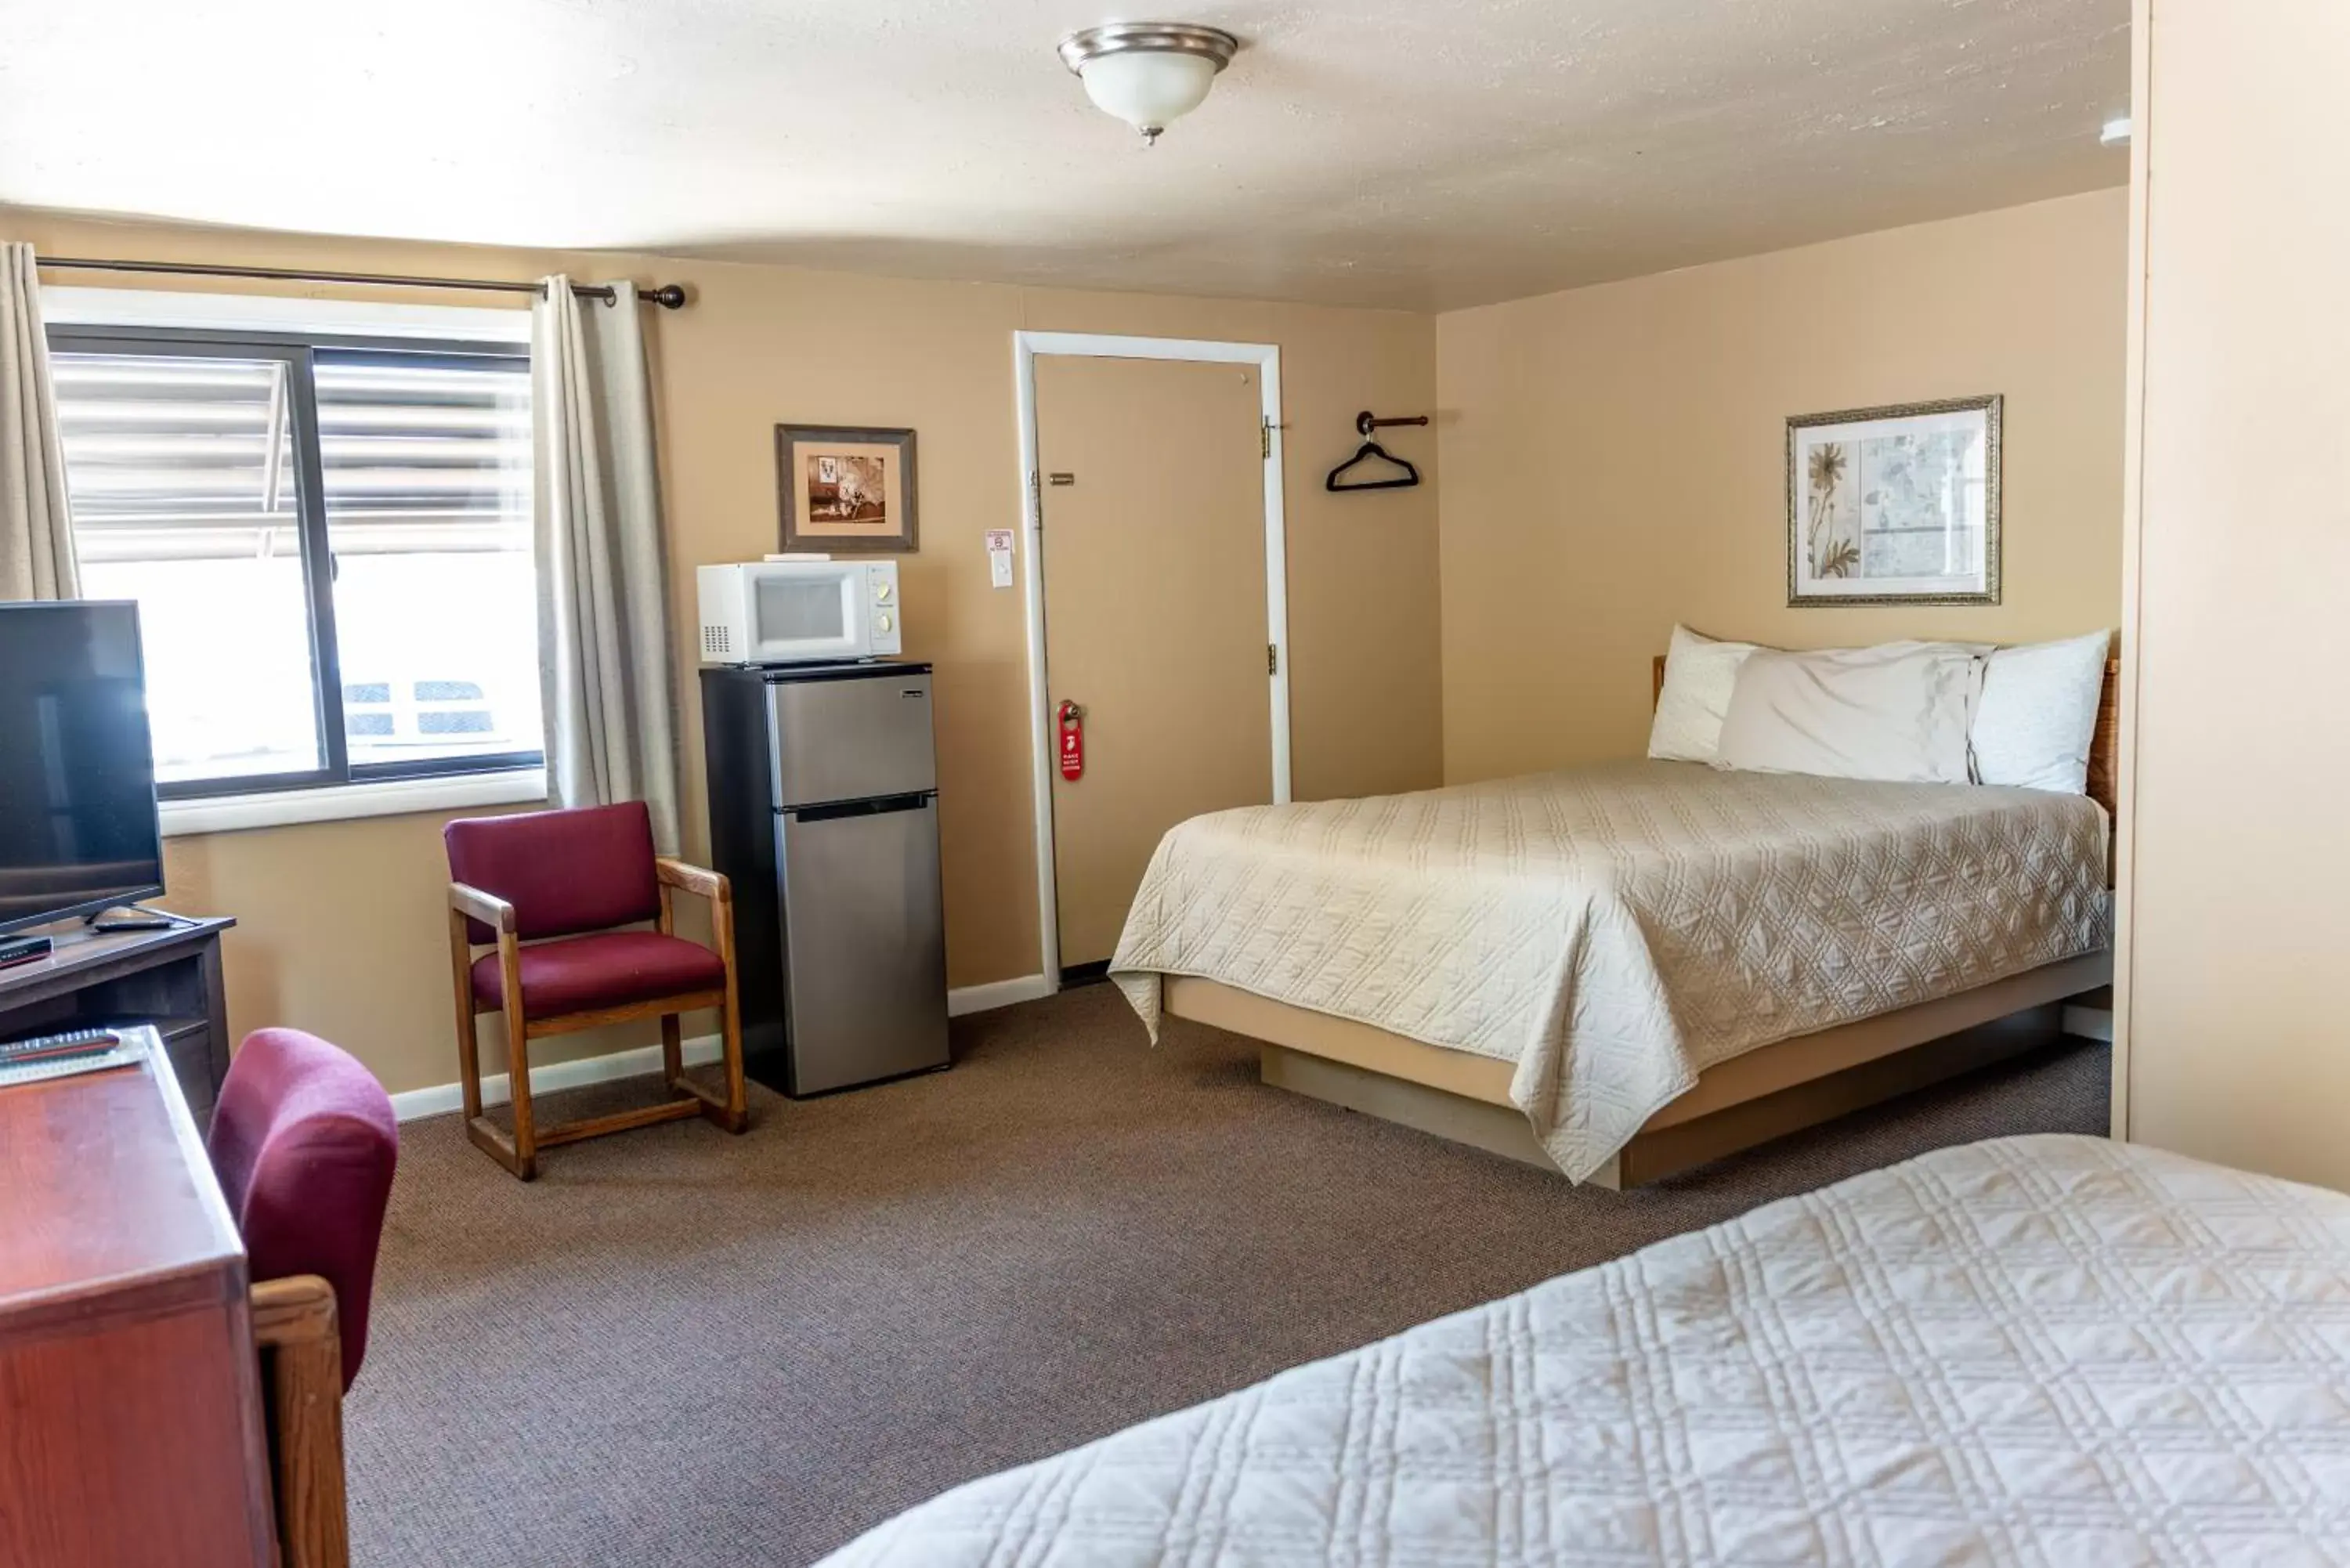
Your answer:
[159,769,548,839]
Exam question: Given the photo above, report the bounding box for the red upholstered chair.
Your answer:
[443,800,748,1180]
[208,1027,400,1568]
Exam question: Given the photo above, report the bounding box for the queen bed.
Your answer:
[1109,658,2119,1187]
[818,1135,2350,1565]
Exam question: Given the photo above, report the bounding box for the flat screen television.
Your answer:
[0,601,164,935]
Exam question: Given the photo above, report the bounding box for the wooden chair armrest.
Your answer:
[251,1273,339,1350]
[448,881,516,934]
[655,858,730,902]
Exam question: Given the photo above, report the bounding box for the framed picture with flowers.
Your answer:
[1786,395,2001,606]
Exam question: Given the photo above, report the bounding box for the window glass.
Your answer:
[52,349,325,784]
[52,330,541,796]
[314,352,539,770]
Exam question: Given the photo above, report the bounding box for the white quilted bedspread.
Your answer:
[818,1136,2350,1566]
[1112,763,2110,1180]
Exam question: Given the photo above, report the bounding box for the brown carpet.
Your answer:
[349,984,2110,1568]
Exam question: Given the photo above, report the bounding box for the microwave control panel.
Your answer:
[866,562,902,654]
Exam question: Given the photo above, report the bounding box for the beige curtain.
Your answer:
[530,276,682,853]
[0,242,77,601]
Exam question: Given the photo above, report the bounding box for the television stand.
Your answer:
[0,916,235,1127]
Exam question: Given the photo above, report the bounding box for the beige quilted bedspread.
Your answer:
[1111,761,2110,1180]
[820,1136,2350,1566]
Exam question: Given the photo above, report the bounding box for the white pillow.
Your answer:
[1971,630,2111,793]
[1648,625,1762,764]
[1716,642,1985,785]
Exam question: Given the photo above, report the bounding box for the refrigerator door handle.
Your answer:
[786,790,936,824]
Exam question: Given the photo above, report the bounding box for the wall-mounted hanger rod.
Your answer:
[33,255,689,309]
[1328,409,1427,492]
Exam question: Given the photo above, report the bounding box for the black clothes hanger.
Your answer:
[1325,410,1427,492]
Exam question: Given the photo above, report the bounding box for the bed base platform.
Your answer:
[1166,951,2113,1187]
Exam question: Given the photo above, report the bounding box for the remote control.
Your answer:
[0,934,53,969]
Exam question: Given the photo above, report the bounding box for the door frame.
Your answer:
[1011,330,1291,992]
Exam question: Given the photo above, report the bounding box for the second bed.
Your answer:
[818,1134,2350,1565]
[1110,661,2117,1185]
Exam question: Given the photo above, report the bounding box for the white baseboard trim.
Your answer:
[390,1033,724,1123]
[948,974,1054,1017]
[2063,1005,2114,1043]
[389,975,1054,1123]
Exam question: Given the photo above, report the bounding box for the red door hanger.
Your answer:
[1058,700,1085,782]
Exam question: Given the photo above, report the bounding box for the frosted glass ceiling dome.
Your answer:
[1058,23,1241,145]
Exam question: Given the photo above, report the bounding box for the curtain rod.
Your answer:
[34,255,689,309]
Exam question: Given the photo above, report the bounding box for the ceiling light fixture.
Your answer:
[2099,116,2132,146]
[1058,22,1241,145]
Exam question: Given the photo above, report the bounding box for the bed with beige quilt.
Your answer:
[819,1136,2350,1566]
[1112,760,2112,1185]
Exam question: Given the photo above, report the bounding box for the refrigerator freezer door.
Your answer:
[767,671,937,808]
[777,797,950,1094]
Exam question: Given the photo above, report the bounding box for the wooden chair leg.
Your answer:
[718,987,748,1134]
[447,910,483,1125]
[672,955,749,1135]
[454,1010,483,1123]
[450,909,534,1180]
[503,1002,537,1181]
[667,1006,749,1134]
[660,1013,684,1090]
[714,880,748,1134]
[251,1277,349,1568]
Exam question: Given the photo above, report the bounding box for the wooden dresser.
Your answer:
[0,1026,276,1567]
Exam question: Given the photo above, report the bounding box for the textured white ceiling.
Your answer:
[0,0,2128,310]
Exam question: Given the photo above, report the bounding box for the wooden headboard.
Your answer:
[1650,653,2121,820]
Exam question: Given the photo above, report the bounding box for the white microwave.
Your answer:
[696,560,902,665]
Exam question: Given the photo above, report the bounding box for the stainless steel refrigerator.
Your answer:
[700,661,949,1096]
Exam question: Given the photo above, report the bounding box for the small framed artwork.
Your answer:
[776,425,919,554]
[1786,394,2001,606]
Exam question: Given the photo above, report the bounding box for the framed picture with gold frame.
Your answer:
[776,424,919,554]
[1786,394,2001,606]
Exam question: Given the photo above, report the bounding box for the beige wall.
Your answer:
[2116,1,2350,1189]
[9,185,2141,1104]
[2,208,1442,1095]
[1434,188,2129,782]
